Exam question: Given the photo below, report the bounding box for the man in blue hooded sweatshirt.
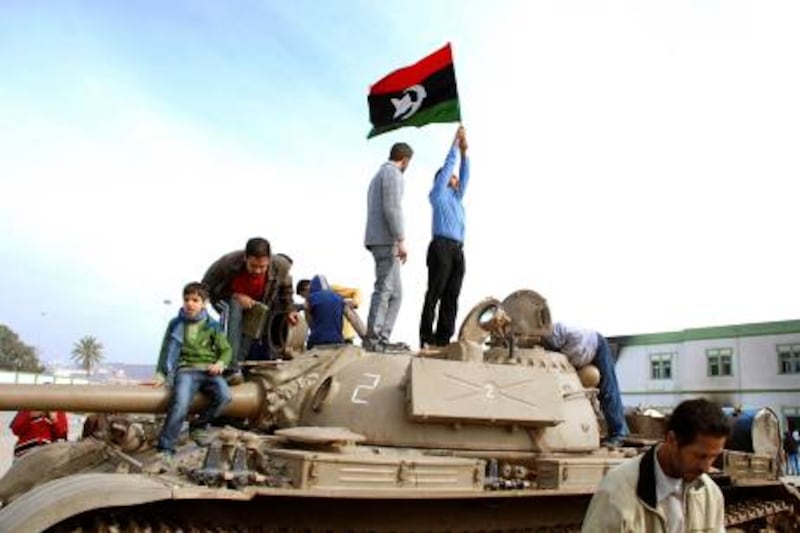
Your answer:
[419,126,470,350]
[305,275,345,348]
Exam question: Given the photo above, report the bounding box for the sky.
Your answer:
[1,1,799,366]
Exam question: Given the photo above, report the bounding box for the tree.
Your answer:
[0,324,45,372]
[71,335,104,375]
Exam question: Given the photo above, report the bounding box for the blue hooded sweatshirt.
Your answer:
[307,275,344,348]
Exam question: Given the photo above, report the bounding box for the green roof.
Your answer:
[609,319,800,347]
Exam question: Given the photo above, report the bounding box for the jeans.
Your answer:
[366,245,402,343]
[592,334,629,438]
[157,369,231,452]
[787,453,799,475]
[223,299,252,367]
[419,237,465,347]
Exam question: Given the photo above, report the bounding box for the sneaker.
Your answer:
[384,341,411,352]
[420,343,446,356]
[225,369,244,386]
[601,435,626,448]
[362,339,386,353]
[145,451,174,473]
[190,427,213,446]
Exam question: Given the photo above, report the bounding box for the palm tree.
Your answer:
[71,335,104,376]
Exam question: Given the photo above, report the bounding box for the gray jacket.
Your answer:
[364,161,404,247]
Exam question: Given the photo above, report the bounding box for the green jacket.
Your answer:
[156,314,231,382]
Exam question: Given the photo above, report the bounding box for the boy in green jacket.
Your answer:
[153,282,232,463]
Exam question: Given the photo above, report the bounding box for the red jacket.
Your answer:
[9,410,68,456]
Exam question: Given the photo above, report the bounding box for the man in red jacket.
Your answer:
[9,410,69,457]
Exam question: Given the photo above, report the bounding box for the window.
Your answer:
[777,344,800,374]
[650,352,674,380]
[707,348,733,377]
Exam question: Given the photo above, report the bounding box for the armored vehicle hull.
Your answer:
[0,292,797,531]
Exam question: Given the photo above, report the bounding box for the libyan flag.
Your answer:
[367,43,461,139]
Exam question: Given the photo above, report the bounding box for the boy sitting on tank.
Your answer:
[151,282,232,466]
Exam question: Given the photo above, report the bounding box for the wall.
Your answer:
[614,328,800,428]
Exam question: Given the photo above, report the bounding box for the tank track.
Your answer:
[46,500,799,532]
[49,509,583,533]
[724,498,797,532]
[50,511,246,533]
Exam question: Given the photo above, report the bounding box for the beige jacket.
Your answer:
[582,446,725,532]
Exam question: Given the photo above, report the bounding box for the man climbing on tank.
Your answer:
[544,322,629,447]
[202,237,297,383]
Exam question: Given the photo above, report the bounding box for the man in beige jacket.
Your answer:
[582,398,729,532]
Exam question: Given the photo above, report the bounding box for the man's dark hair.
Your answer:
[667,398,730,447]
[183,281,209,301]
[245,237,271,258]
[389,142,413,162]
[296,279,311,296]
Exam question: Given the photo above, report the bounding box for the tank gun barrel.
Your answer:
[0,383,263,419]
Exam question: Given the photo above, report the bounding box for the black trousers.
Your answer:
[419,236,465,347]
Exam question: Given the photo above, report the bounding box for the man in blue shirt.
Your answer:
[419,126,470,350]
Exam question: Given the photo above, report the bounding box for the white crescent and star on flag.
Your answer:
[391,84,427,120]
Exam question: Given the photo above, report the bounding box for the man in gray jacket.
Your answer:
[363,142,413,352]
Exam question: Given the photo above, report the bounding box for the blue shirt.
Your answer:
[429,144,470,243]
[306,276,344,348]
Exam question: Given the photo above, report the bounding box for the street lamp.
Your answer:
[38,311,47,362]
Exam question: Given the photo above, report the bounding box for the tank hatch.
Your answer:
[275,426,366,451]
[408,357,564,426]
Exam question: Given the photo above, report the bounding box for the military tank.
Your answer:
[0,290,797,532]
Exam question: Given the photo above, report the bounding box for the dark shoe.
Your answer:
[362,339,386,353]
[601,435,626,448]
[384,341,411,352]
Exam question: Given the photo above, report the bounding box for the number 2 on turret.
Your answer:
[351,373,381,404]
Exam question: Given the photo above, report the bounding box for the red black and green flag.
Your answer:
[367,43,461,139]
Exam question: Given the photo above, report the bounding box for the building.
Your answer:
[609,319,800,431]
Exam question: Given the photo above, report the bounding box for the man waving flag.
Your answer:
[367,43,461,138]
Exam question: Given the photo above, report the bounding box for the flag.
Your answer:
[367,43,461,139]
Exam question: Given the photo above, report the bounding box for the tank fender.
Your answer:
[0,473,172,532]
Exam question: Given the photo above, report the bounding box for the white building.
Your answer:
[609,320,800,431]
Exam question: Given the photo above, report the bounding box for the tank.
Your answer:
[0,290,797,532]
